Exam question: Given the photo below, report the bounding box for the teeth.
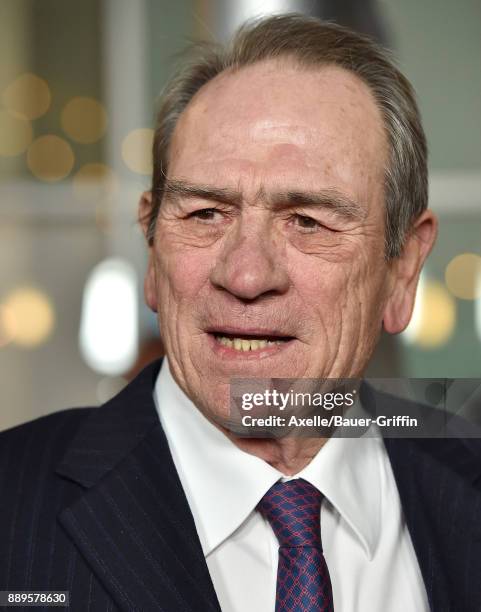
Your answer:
[216,336,285,351]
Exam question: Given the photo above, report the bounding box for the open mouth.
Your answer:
[209,331,295,352]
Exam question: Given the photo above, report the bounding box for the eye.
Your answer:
[188,208,221,222]
[292,214,321,231]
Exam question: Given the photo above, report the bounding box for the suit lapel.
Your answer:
[385,436,481,612]
[56,360,221,612]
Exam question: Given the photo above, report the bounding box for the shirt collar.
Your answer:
[155,359,382,559]
[296,434,383,560]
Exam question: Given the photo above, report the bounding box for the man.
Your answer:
[1,14,480,612]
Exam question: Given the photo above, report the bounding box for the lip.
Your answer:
[204,325,295,339]
[206,331,296,361]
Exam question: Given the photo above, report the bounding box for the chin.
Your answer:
[193,388,233,425]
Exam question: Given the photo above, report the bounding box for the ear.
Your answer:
[138,191,158,313]
[383,209,438,334]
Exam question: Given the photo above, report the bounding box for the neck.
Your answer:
[221,431,328,475]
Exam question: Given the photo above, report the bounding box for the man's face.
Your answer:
[144,60,401,421]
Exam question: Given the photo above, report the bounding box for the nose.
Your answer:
[209,215,290,301]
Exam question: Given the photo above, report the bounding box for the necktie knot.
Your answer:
[257,479,323,548]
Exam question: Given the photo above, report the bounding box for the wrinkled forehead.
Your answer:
[168,59,388,198]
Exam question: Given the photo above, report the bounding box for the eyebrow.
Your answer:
[161,179,242,206]
[275,189,366,221]
[160,178,365,221]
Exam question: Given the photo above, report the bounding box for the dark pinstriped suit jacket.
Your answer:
[1,360,480,612]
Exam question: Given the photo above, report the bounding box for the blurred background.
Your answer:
[1,0,480,431]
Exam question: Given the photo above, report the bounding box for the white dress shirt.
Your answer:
[154,359,429,612]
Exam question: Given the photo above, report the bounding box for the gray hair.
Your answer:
[148,13,427,259]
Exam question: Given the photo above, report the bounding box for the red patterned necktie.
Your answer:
[257,478,334,612]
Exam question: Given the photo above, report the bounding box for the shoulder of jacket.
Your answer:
[0,406,95,447]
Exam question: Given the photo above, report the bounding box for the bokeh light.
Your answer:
[27,135,75,182]
[2,73,51,120]
[79,258,138,375]
[61,97,107,144]
[121,128,153,175]
[445,253,481,300]
[2,287,55,347]
[0,305,17,348]
[0,110,33,156]
[72,163,118,200]
[403,279,456,348]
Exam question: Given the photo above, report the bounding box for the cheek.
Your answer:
[291,249,381,330]
[155,243,213,305]
[291,256,354,308]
